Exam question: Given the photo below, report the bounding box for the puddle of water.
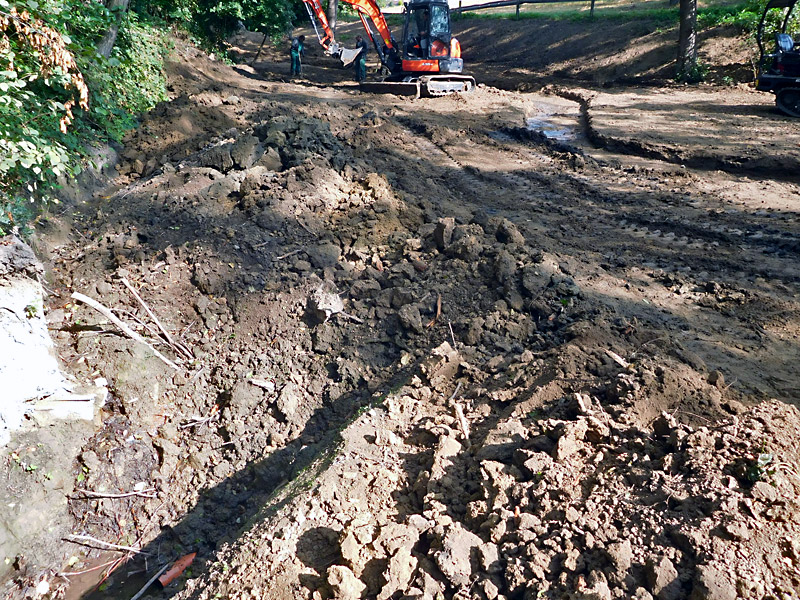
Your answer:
[526,115,575,141]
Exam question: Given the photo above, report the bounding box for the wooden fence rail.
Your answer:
[451,0,597,17]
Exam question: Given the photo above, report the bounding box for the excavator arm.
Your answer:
[301,0,337,53]
[302,0,398,70]
[341,0,396,51]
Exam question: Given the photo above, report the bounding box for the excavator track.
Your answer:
[358,75,475,99]
[776,87,800,117]
[420,75,476,97]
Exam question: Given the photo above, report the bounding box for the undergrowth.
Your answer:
[0,1,170,234]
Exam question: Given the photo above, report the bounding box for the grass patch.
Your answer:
[453,0,758,32]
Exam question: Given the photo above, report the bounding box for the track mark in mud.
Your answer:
[546,86,800,182]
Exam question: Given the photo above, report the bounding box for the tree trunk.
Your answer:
[97,0,130,58]
[676,0,698,81]
[326,0,338,34]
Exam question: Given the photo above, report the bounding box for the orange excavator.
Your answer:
[301,0,475,96]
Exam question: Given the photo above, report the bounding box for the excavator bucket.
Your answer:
[340,47,361,67]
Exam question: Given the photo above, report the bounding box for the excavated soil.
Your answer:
[3,15,800,600]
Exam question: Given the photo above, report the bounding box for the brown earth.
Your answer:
[3,13,800,600]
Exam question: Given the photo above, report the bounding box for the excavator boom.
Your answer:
[301,0,337,53]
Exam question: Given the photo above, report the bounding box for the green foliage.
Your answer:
[697,1,759,30]
[85,11,169,141]
[676,59,709,82]
[0,0,169,233]
[133,0,302,48]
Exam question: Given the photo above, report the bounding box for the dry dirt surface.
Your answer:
[3,16,800,600]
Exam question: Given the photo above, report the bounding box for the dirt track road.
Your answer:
[4,21,800,600]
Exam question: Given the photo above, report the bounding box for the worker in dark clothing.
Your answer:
[354,35,368,83]
[290,35,305,77]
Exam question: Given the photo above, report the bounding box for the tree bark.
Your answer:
[97,0,130,58]
[326,0,338,34]
[676,0,698,81]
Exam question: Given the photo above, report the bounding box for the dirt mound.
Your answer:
[178,369,800,600]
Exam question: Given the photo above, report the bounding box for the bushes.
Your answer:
[0,0,169,233]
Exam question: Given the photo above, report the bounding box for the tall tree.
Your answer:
[676,0,698,81]
[326,0,338,34]
[97,0,130,57]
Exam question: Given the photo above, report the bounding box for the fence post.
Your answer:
[590,0,595,16]
[459,0,462,11]
[516,0,520,17]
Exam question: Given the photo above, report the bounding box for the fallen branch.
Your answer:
[453,401,470,440]
[275,248,304,260]
[74,489,156,499]
[249,378,276,392]
[295,215,315,235]
[71,292,180,371]
[250,32,268,66]
[179,405,220,430]
[121,278,193,360]
[58,558,121,578]
[339,310,364,324]
[605,349,630,369]
[65,534,151,555]
[446,382,469,439]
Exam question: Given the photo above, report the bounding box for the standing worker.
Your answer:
[290,34,305,78]
[354,35,368,83]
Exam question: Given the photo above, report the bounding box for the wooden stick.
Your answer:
[58,558,120,577]
[130,562,171,600]
[339,310,364,324]
[66,534,151,555]
[453,401,470,440]
[75,489,156,499]
[275,248,303,260]
[250,32,268,66]
[71,292,179,371]
[121,278,193,360]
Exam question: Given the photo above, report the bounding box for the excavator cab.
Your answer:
[400,0,464,75]
[755,0,800,116]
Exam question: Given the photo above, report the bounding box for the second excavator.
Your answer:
[302,0,475,97]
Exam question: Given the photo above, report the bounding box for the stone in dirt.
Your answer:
[605,539,633,573]
[689,564,736,600]
[377,546,417,600]
[434,217,455,250]
[398,303,423,333]
[307,243,341,269]
[230,134,263,169]
[306,284,344,325]
[646,556,682,600]
[495,218,525,245]
[327,565,366,600]
[435,523,482,588]
[420,342,462,391]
